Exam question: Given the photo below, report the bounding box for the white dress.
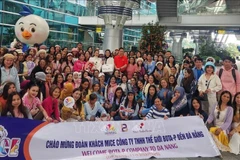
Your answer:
[229,122,240,155]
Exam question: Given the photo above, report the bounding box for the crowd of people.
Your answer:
[0,43,239,155]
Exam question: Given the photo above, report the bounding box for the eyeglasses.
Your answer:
[207,59,214,62]
[217,111,220,119]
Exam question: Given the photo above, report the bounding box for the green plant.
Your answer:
[139,21,167,53]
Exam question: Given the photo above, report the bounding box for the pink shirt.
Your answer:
[42,96,60,121]
[73,60,85,72]
[22,93,41,110]
[216,67,240,96]
[126,64,137,79]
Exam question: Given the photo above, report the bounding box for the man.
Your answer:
[114,47,128,73]
[192,57,204,81]
[216,56,240,96]
[164,51,171,63]
[84,93,108,121]
[77,42,83,53]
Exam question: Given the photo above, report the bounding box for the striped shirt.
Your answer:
[146,106,170,119]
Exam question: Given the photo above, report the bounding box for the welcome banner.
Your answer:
[0,116,220,160]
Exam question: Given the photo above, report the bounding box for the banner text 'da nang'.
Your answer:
[0,116,221,160]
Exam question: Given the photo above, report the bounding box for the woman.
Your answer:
[126,57,137,79]
[53,73,64,90]
[117,91,140,120]
[158,78,172,107]
[165,56,179,75]
[181,68,197,107]
[118,75,131,96]
[30,59,46,79]
[59,82,74,104]
[189,97,208,122]
[61,53,74,71]
[170,86,189,117]
[144,54,156,75]
[229,92,240,155]
[198,62,222,114]
[110,87,125,120]
[22,81,52,122]
[35,49,46,65]
[104,76,118,104]
[136,80,144,108]
[135,58,145,80]
[103,49,114,80]
[52,53,62,71]
[0,82,16,113]
[73,53,85,72]
[207,91,233,152]
[61,88,85,121]
[153,61,169,83]
[0,54,21,92]
[143,75,156,97]
[42,85,61,122]
[140,85,158,117]
[80,78,92,103]
[89,49,102,72]
[168,75,177,91]
[144,97,170,120]
[1,92,32,119]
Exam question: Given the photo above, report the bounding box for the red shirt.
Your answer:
[114,55,128,72]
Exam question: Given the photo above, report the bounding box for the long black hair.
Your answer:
[2,92,28,118]
[232,92,240,115]
[191,97,204,114]
[113,87,124,104]
[146,85,158,107]
[218,91,232,110]
[80,78,90,96]
[124,92,137,110]
[72,88,83,115]
[1,82,15,100]
[166,55,176,67]
[53,73,64,89]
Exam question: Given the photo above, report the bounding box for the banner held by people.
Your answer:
[0,116,220,160]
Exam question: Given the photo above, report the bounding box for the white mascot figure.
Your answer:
[14,5,49,46]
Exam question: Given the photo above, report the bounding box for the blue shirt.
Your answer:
[84,101,107,120]
[144,61,156,75]
[192,67,204,81]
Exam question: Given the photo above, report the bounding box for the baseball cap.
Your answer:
[98,72,105,78]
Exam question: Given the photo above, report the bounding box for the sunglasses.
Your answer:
[216,111,220,119]
[207,59,214,62]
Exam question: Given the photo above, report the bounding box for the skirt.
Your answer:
[210,127,230,152]
[229,133,240,155]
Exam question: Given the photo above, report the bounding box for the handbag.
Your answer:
[198,79,211,101]
[102,64,114,73]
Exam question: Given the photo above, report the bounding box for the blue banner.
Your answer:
[0,117,43,159]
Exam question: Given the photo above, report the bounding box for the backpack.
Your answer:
[219,68,236,83]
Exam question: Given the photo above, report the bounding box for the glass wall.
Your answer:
[178,0,240,15]
[123,28,142,51]
[0,0,86,47]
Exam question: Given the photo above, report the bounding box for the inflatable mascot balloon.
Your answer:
[14,5,49,46]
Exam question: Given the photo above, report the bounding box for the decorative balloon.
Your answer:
[14,5,49,45]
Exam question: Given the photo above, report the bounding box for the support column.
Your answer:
[170,32,186,63]
[97,0,140,51]
[193,38,199,55]
[103,27,123,51]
